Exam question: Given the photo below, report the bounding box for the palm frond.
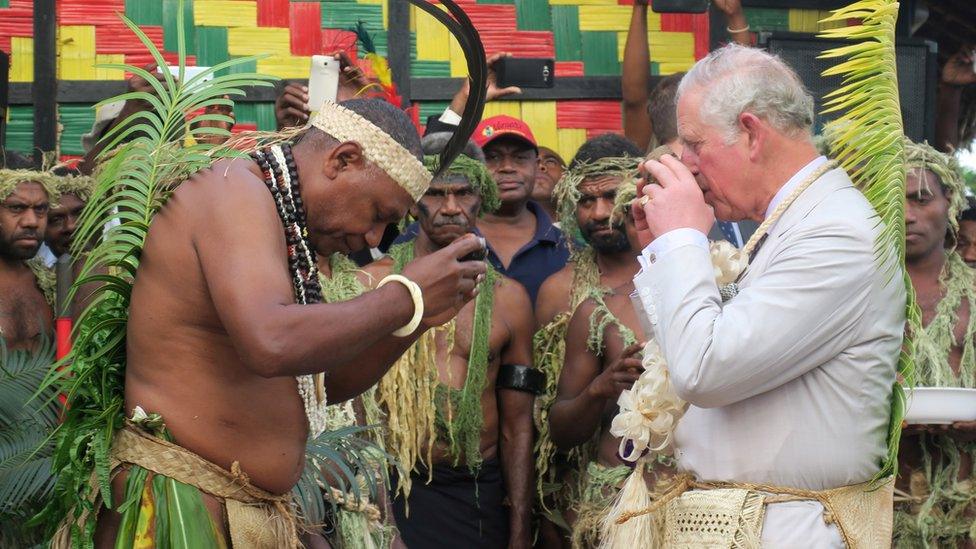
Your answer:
[0,337,58,545]
[294,424,397,526]
[33,2,276,543]
[817,0,915,481]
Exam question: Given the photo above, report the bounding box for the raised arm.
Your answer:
[191,166,486,401]
[714,0,753,47]
[935,48,976,153]
[622,0,653,151]
[549,301,642,450]
[496,279,536,549]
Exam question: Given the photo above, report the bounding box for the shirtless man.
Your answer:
[534,134,644,329]
[88,99,487,547]
[364,154,537,549]
[0,171,53,351]
[550,279,648,548]
[531,134,643,547]
[896,140,976,547]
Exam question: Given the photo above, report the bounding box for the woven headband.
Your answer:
[311,102,431,201]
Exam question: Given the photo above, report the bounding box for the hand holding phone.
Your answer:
[494,57,555,89]
[308,55,340,113]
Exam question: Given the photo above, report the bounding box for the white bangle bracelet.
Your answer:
[377,274,424,337]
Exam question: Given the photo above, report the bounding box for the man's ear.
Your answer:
[409,203,421,218]
[739,112,766,161]
[323,141,367,178]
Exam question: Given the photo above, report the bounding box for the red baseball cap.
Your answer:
[473,115,538,151]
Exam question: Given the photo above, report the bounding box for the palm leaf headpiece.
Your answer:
[818,0,914,481]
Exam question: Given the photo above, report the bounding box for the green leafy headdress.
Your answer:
[423,154,500,215]
[553,156,641,247]
[904,138,966,236]
[51,174,95,205]
[0,170,58,203]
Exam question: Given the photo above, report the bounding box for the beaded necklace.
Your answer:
[250,143,329,437]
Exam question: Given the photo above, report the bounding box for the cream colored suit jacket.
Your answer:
[632,167,905,547]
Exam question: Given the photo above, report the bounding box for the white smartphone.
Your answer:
[158,65,213,85]
[308,55,340,113]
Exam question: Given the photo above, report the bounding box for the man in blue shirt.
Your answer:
[470,116,569,304]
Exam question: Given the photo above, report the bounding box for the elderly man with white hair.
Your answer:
[630,44,905,546]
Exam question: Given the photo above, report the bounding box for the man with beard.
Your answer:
[533,146,565,221]
[531,133,643,545]
[895,140,976,546]
[365,154,537,549]
[957,197,976,268]
[548,175,665,548]
[0,170,56,350]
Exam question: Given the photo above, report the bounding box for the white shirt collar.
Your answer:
[763,156,828,220]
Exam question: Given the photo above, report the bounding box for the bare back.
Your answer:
[126,158,307,495]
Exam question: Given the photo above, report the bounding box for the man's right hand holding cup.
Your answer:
[401,234,488,328]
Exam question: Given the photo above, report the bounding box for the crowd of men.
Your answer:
[2,1,976,547]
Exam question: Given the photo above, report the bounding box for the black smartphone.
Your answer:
[495,57,555,89]
[652,0,709,13]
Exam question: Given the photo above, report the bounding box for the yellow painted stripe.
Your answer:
[228,27,291,56]
[557,128,588,165]
[95,54,126,80]
[10,36,33,82]
[580,5,660,31]
[615,31,694,61]
[58,26,97,80]
[482,101,522,120]
[257,55,312,79]
[520,100,558,150]
[415,5,450,61]
[658,61,695,75]
[449,35,466,77]
[194,0,257,28]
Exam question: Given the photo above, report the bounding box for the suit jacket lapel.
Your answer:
[738,168,854,284]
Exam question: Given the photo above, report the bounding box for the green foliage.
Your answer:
[32,3,275,545]
[294,424,395,527]
[817,0,914,481]
[962,166,976,195]
[0,337,58,547]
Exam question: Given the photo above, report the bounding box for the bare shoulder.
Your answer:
[494,274,533,329]
[564,295,599,344]
[172,158,271,218]
[534,264,575,326]
[359,257,394,288]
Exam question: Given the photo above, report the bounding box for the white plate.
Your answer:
[904,387,976,425]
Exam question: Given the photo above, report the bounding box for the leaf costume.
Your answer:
[532,157,640,515]
[893,140,976,547]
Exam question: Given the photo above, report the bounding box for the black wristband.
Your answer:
[496,364,544,395]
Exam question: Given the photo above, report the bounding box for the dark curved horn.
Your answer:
[406,0,487,177]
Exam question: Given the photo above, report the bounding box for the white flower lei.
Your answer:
[609,241,745,463]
